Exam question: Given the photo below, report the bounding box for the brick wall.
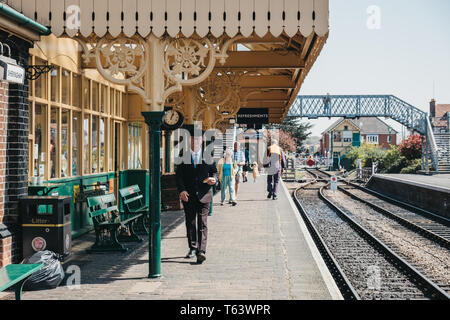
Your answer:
[0,81,10,267]
[379,134,397,149]
[0,31,32,266]
[320,133,330,156]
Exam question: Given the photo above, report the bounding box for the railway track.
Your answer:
[309,168,450,246]
[292,179,450,300]
[304,168,450,294]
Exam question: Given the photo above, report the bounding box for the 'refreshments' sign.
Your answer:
[237,108,269,125]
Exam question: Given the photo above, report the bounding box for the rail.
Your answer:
[293,180,450,300]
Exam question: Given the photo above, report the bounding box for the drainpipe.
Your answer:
[0,4,51,36]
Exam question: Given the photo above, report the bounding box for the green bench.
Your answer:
[119,185,149,235]
[86,193,143,253]
[0,264,43,300]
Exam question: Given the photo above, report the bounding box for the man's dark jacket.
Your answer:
[176,158,218,202]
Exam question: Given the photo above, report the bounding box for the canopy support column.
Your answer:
[142,111,165,279]
[142,36,166,279]
[164,130,173,173]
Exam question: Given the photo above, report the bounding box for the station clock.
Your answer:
[162,109,184,131]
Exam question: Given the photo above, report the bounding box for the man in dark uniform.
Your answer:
[176,134,217,264]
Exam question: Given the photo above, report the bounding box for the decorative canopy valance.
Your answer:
[6,0,329,38]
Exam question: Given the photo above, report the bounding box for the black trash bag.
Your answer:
[21,250,65,290]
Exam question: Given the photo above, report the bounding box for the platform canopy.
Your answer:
[7,0,329,126]
[6,0,328,38]
[7,0,330,279]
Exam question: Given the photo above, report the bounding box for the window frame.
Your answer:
[366,134,379,145]
[28,54,127,181]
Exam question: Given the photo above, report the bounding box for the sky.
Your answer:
[300,0,450,138]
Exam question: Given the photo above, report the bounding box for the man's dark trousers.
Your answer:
[183,196,210,253]
[267,169,281,196]
[176,157,217,255]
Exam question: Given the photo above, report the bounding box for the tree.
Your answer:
[278,130,297,153]
[266,118,312,148]
[267,129,297,152]
[399,134,422,160]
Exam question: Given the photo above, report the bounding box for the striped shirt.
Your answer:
[233,150,245,173]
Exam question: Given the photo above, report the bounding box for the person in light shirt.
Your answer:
[217,148,238,206]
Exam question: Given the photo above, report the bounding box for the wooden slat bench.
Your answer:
[119,185,149,235]
[0,264,43,300]
[86,193,143,253]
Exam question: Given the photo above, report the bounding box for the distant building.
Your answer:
[430,99,450,133]
[320,117,398,158]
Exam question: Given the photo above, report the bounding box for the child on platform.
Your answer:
[251,162,260,183]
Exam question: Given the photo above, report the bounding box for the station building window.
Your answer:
[50,66,59,102]
[50,107,59,179]
[34,57,47,99]
[333,132,342,142]
[367,135,379,145]
[73,112,81,176]
[83,114,90,175]
[28,55,126,181]
[33,104,47,177]
[343,130,353,143]
[61,109,70,178]
[128,123,143,169]
[62,69,71,105]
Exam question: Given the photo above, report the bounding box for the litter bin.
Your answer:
[20,196,72,261]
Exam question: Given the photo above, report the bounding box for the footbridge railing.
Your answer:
[287,95,439,171]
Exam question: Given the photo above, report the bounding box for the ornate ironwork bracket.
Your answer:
[26,65,54,81]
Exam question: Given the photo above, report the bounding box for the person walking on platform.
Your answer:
[233,141,246,196]
[242,144,250,183]
[217,148,238,206]
[264,139,287,200]
[251,162,260,183]
[176,134,217,264]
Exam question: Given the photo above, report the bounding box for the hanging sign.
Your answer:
[237,108,269,125]
[0,55,25,85]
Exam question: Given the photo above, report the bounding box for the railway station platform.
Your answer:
[367,174,450,219]
[4,175,342,300]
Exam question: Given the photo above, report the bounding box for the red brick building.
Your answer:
[0,7,43,267]
[320,117,397,158]
[430,99,450,132]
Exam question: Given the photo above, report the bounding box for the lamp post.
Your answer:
[142,111,165,278]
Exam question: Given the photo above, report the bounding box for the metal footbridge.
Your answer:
[287,95,440,171]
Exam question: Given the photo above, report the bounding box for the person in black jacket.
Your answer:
[176,135,217,264]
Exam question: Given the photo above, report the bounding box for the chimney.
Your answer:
[430,99,436,118]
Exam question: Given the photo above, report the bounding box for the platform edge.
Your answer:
[280,180,344,300]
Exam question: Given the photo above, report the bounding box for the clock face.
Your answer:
[162,109,184,131]
[165,110,180,126]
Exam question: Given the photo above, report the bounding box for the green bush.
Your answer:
[346,144,420,174]
[400,158,422,174]
[347,143,387,169]
[383,146,408,173]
